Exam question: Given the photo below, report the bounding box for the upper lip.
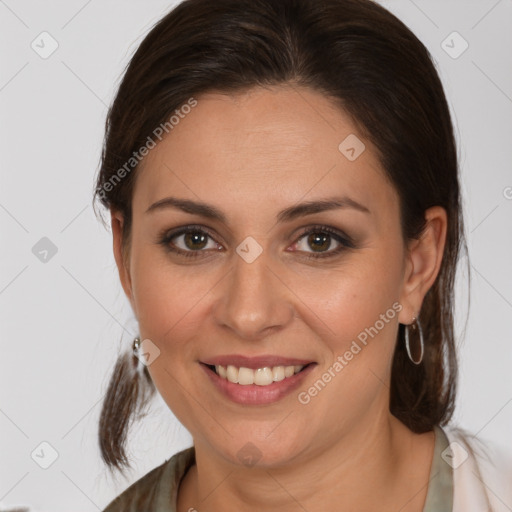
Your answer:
[201,354,315,369]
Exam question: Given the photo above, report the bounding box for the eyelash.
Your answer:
[157,224,355,260]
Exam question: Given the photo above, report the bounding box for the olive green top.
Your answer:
[102,425,453,511]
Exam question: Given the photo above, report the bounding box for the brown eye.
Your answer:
[306,232,333,252]
[160,226,222,258]
[292,225,355,259]
[181,231,209,251]
[295,231,339,254]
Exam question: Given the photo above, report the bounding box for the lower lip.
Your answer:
[200,363,316,405]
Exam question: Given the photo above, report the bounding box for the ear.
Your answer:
[398,206,447,325]
[111,209,135,310]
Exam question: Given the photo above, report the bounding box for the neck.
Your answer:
[177,413,435,512]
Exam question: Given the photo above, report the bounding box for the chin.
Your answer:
[215,433,308,470]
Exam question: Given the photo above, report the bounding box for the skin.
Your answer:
[111,84,447,512]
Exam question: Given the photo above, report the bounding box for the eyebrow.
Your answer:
[145,195,370,223]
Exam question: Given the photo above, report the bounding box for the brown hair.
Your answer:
[94,0,467,473]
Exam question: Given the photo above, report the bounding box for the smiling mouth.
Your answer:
[204,363,313,386]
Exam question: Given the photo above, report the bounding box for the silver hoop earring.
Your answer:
[404,316,424,365]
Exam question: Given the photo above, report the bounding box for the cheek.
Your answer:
[129,239,206,347]
[130,253,211,419]
[306,252,402,326]
[295,246,404,371]
[132,262,210,346]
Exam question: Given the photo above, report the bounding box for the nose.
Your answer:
[212,245,295,341]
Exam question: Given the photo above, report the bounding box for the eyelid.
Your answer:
[158,223,355,258]
[158,224,222,253]
[293,224,355,247]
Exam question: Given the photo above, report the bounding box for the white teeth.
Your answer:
[226,365,239,383]
[214,364,305,386]
[272,366,285,382]
[238,367,254,385]
[254,367,273,386]
[284,366,295,378]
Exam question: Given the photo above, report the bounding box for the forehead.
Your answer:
[132,85,396,219]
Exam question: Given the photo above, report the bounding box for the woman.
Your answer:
[93,0,512,510]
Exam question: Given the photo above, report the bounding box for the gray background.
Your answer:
[1,0,511,510]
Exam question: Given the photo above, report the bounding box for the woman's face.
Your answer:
[114,85,424,467]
